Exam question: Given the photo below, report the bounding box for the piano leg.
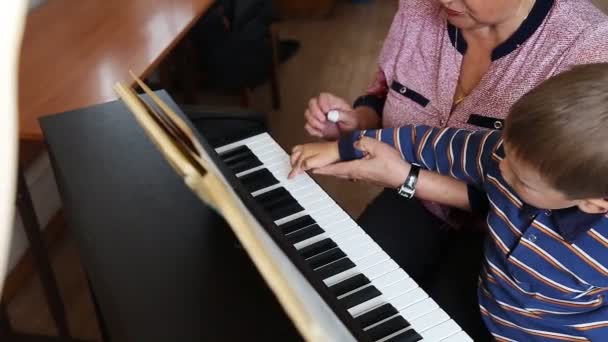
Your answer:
[13,165,71,339]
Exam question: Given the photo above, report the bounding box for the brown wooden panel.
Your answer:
[19,0,214,140]
[273,0,337,18]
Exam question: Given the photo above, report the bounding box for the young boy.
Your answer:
[289,63,608,341]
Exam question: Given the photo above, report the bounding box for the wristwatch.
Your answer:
[397,164,420,199]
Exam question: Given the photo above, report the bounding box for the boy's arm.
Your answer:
[339,125,503,188]
[416,169,471,211]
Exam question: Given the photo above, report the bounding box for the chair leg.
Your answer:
[269,24,281,110]
[15,166,71,338]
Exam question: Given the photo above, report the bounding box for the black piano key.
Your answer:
[339,285,382,310]
[256,187,292,209]
[330,274,371,298]
[316,257,355,280]
[268,200,304,221]
[307,247,347,270]
[222,148,255,165]
[355,303,399,329]
[299,238,337,259]
[218,145,250,160]
[239,168,279,193]
[366,316,410,342]
[226,154,263,174]
[384,329,422,342]
[285,224,324,245]
[279,215,316,235]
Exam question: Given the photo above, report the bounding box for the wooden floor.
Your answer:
[8,0,608,339]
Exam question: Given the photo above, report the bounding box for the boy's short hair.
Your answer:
[504,63,608,199]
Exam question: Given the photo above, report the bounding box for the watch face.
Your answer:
[397,185,415,199]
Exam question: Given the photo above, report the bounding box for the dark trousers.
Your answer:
[358,189,492,342]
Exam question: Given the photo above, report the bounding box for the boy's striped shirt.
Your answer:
[339,126,608,341]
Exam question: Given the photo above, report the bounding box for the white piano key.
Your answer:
[294,227,357,250]
[420,320,461,342]
[274,211,308,226]
[323,267,360,287]
[377,277,418,301]
[338,240,380,261]
[349,277,417,317]
[299,197,334,210]
[369,269,408,289]
[235,165,265,178]
[397,297,438,321]
[322,250,387,287]
[348,293,385,317]
[215,133,268,153]
[376,327,417,342]
[322,220,357,235]
[439,330,473,342]
[250,183,282,197]
[410,308,450,332]
[363,259,400,280]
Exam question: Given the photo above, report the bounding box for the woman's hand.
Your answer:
[314,136,411,188]
[288,141,340,179]
[304,93,361,139]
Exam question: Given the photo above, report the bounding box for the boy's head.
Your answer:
[502,63,608,213]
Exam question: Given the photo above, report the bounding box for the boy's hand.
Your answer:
[288,141,340,179]
[314,137,411,188]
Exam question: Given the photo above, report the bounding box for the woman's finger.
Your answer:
[304,108,326,132]
[308,98,327,123]
[304,123,323,137]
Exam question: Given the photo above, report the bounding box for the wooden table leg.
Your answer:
[15,165,71,338]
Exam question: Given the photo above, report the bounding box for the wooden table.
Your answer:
[13,0,213,340]
[20,0,214,140]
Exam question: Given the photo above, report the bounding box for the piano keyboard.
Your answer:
[215,133,472,342]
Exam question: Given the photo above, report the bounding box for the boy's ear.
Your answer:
[577,198,608,214]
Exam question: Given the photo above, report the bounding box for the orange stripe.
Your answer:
[588,230,608,248]
[588,287,605,296]
[490,202,522,237]
[508,258,571,294]
[520,239,571,276]
[492,153,502,163]
[480,285,540,319]
[481,309,587,341]
[476,131,492,181]
[487,176,522,208]
[411,125,416,147]
[575,323,608,331]
[533,222,608,277]
[416,129,432,164]
[486,264,602,309]
[461,133,468,180]
[488,229,509,254]
[431,127,446,147]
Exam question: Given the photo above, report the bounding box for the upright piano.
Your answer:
[41,90,472,342]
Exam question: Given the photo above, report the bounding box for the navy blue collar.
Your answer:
[521,205,605,242]
[447,0,554,61]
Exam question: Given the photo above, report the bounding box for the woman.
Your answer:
[300,0,608,340]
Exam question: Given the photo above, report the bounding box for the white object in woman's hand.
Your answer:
[327,110,340,123]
